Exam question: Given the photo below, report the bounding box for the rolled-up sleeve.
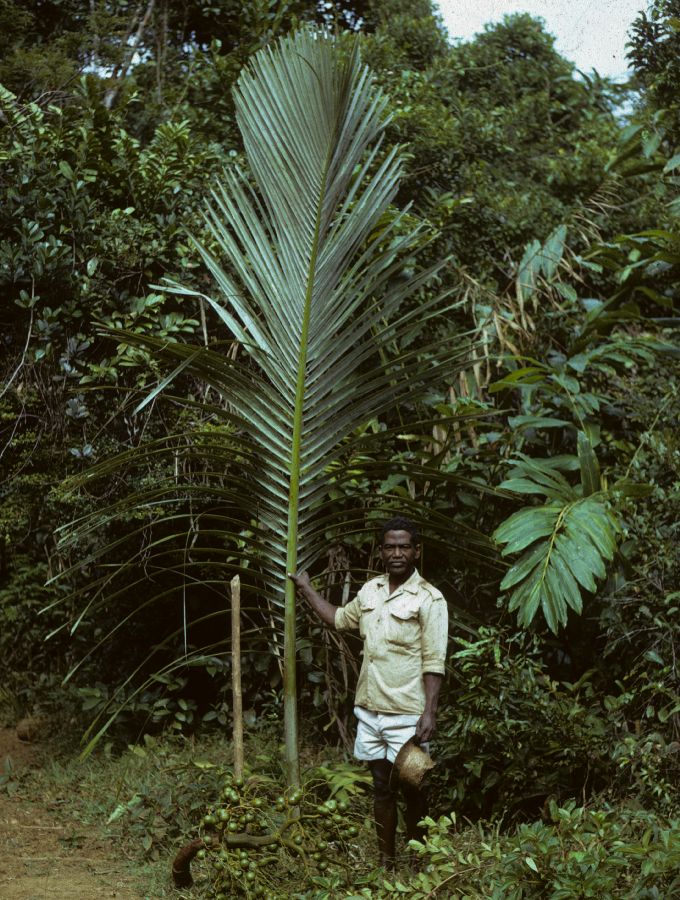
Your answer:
[420,593,448,674]
[335,594,361,632]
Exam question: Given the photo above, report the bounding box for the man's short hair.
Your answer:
[379,516,420,545]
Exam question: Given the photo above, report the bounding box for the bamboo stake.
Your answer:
[231,575,243,779]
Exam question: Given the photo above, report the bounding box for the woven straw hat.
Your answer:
[390,737,435,789]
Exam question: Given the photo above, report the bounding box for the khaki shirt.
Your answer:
[334,569,448,715]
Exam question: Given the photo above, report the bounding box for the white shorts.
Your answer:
[353,706,430,763]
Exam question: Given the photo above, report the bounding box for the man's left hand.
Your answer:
[414,710,436,744]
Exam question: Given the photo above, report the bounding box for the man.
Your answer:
[289,516,448,868]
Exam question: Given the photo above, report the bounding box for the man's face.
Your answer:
[380,529,420,581]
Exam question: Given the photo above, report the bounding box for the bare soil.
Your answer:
[0,728,145,899]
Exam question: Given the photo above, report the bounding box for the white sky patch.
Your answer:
[436,0,650,80]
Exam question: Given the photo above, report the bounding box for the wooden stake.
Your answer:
[231,575,244,779]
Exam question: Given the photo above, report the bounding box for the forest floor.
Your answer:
[0,721,395,899]
[0,728,148,899]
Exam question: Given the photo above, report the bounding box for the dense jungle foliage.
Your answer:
[1,0,679,896]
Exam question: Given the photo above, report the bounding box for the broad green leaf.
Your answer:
[541,224,567,280]
[517,239,542,303]
[494,505,561,555]
[502,455,578,502]
[553,535,597,593]
[550,547,583,614]
[499,542,546,591]
[568,503,618,559]
[497,494,620,632]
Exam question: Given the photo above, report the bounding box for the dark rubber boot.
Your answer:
[402,783,428,843]
[369,758,397,869]
[402,784,428,868]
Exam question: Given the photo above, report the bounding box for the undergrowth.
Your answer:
[4,726,680,898]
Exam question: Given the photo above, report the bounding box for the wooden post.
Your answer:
[231,575,244,779]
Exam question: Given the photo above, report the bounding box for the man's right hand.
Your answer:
[287,571,338,628]
[288,570,312,596]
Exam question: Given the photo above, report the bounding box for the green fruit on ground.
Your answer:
[218,808,229,821]
[318,861,328,871]
[234,776,245,788]
[228,821,239,832]
[312,852,321,861]
[332,813,342,823]
[337,800,348,812]
[246,870,256,882]
[252,798,264,808]
[293,834,303,845]
[203,814,217,826]
[317,841,327,850]
[325,800,337,812]
[196,848,206,860]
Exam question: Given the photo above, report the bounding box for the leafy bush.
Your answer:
[398,803,680,899]
[432,628,619,818]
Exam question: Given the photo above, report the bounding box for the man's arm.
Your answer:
[415,672,443,744]
[288,571,337,628]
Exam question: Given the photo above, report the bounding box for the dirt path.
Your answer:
[0,728,145,899]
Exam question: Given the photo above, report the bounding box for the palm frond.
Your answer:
[57,29,477,782]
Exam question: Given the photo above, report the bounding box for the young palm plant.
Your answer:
[52,28,477,787]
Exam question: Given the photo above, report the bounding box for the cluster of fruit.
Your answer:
[316,797,359,846]
[196,777,359,898]
[201,776,267,835]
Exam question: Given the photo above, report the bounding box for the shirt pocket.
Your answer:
[358,596,377,639]
[386,599,420,648]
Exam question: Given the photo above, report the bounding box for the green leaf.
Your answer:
[568,503,618,559]
[500,456,576,503]
[58,159,74,180]
[499,542,546,591]
[541,224,567,280]
[611,479,654,498]
[663,152,680,174]
[577,432,600,496]
[508,415,572,431]
[553,535,597,593]
[497,494,620,632]
[550,546,583,614]
[517,239,542,303]
[494,506,561,556]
